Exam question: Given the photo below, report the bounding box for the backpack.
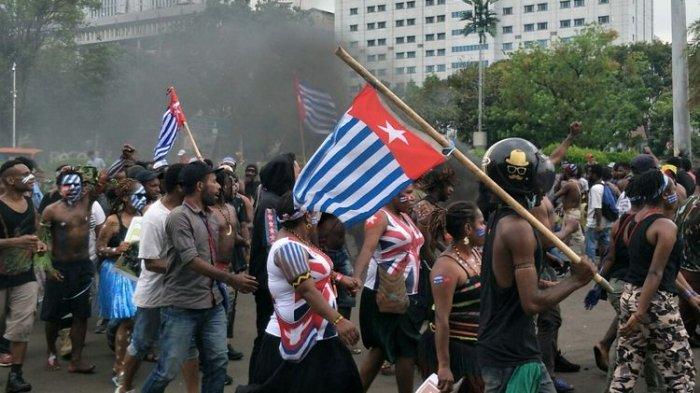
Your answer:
[601,184,619,222]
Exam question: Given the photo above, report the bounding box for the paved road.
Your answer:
[5,285,698,392]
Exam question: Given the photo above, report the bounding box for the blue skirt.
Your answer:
[98,259,137,319]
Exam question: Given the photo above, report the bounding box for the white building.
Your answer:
[78,0,332,45]
[335,0,653,89]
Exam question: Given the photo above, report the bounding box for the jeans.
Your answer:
[128,307,199,360]
[142,304,228,393]
[585,227,611,262]
[482,361,555,393]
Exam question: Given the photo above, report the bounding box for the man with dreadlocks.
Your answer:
[40,170,96,374]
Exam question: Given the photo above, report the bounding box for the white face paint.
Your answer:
[21,173,35,184]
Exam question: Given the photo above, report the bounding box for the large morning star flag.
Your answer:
[293,85,446,226]
[153,87,188,164]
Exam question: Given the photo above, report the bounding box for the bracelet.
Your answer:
[333,272,344,283]
[332,315,344,326]
[685,289,698,299]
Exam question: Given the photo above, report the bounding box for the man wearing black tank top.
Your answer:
[478,139,595,393]
[0,160,48,392]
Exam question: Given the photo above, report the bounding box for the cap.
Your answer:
[126,165,146,179]
[661,164,678,177]
[178,161,220,189]
[153,160,168,171]
[177,149,187,157]
[136,170,159,183]
[221,156,237,167]
[630,154,658,176]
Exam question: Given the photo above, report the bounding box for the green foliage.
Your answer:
[541,144,637,166]
[690,19,700,109]
[461,0,499,44]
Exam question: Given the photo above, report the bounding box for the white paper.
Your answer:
[123,216,142,244]
[415,373,463,393]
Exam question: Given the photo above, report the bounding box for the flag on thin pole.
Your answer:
[295,79,339,135]
[293,85,446,226]
[153,88,188,165]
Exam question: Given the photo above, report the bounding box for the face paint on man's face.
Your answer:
[60,174,83,204]
[130,184,148,213]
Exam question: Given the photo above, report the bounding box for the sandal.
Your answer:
[45,354,61,371]
[68,363,96,374]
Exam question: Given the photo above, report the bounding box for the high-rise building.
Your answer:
[335,0,653,89]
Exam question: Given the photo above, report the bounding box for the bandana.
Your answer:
[279,208,305,223]
[130,184,148,213]
[60,174,83,205]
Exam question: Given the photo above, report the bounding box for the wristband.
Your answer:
[684,289,698,299]
[332,315,344,326]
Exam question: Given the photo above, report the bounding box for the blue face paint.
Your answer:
[665,192,678,206]
[130,185,148,213]
[475,226,486,238]
[60,174,83,204]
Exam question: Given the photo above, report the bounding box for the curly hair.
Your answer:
[445,201,480,240]
[626,169,666,206]
[417,163,457,192]
[108,178,139,213]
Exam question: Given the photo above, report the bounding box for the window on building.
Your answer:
[574,17,585,26]
[598,15,610,24]
[426,16,435,23]
[378,53,387,60]
[524,4,534,12]
[437,15,445,22]
[396,67,405,75]
[407,35,416,43]
[560,0,570,8]
[599,0,609,3]
[367,39,376,46]
[538,39,548,47]
[426,0,434,5]
[426,65,435,73]
[378,4,386,11]
[503,6,513,15]
[407,1,415,8]
[437,32,446,39]
[378,38,387,45]
[396,52,405,59]
[502,42,513,50]
[560,19,571,27]
[367,22,375,29]
[537,22,548,30]
[406,66,416,74]
[350,41,359,47]
[437,48,446,55]
[350,24,358,31]
[396,2,404,9]
[437,0,445,4]
[437,64,446,71]
[524,23,535,32]
[523,41,535,48]
[378,21,386,28]
[451,11,464,18]
[407,51,416,58]
[350,7,358,14]
[396,19,404,26]
[367,5,375,12]
[407,18,415,25]
[452,43,488,52]
[367,55,377,62]
[425,33,435,41]
[378,69,387,76]
[426,49,435,56]
[452,29,463,36]
[396,36,405,44]
[537,2,548,11]
[503,25,513,33]
[574,0,584,6]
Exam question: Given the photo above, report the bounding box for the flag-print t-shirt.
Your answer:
[266,237,338,362]
[364,208,424,295]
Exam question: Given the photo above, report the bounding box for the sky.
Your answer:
[317,0,700,43]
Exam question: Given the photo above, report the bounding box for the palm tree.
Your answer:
[461,0,498,144]
[689,19,700,109]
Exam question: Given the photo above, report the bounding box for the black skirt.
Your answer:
[236,337,361,393]
[359,288,423,363]
[416,330,483,393]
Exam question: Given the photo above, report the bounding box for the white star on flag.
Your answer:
[378,121,409,145]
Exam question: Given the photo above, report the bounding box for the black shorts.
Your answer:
[41,259,94,322]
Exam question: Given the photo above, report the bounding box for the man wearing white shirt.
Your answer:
[585,164,612,262]
[116,164,199,393]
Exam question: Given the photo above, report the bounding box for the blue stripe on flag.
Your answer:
[153,110,179,162]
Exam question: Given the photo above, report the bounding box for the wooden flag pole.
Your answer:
[334,46,612,293]
[183,122,204,161]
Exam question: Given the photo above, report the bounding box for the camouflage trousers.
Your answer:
[610,284,695,393]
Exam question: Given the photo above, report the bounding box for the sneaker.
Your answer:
[224,374,233,386]
[227,345,243,361]
[94,319,107,334]
[114,388,135,393]
[0,353,12,367]
[112,372,125,387]
[554,351,581,373]
[6,371,31,393]
[553,377,574,393]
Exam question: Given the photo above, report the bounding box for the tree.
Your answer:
[0,0,98,143]
[689,19,700,109]
[461,0,498,142]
